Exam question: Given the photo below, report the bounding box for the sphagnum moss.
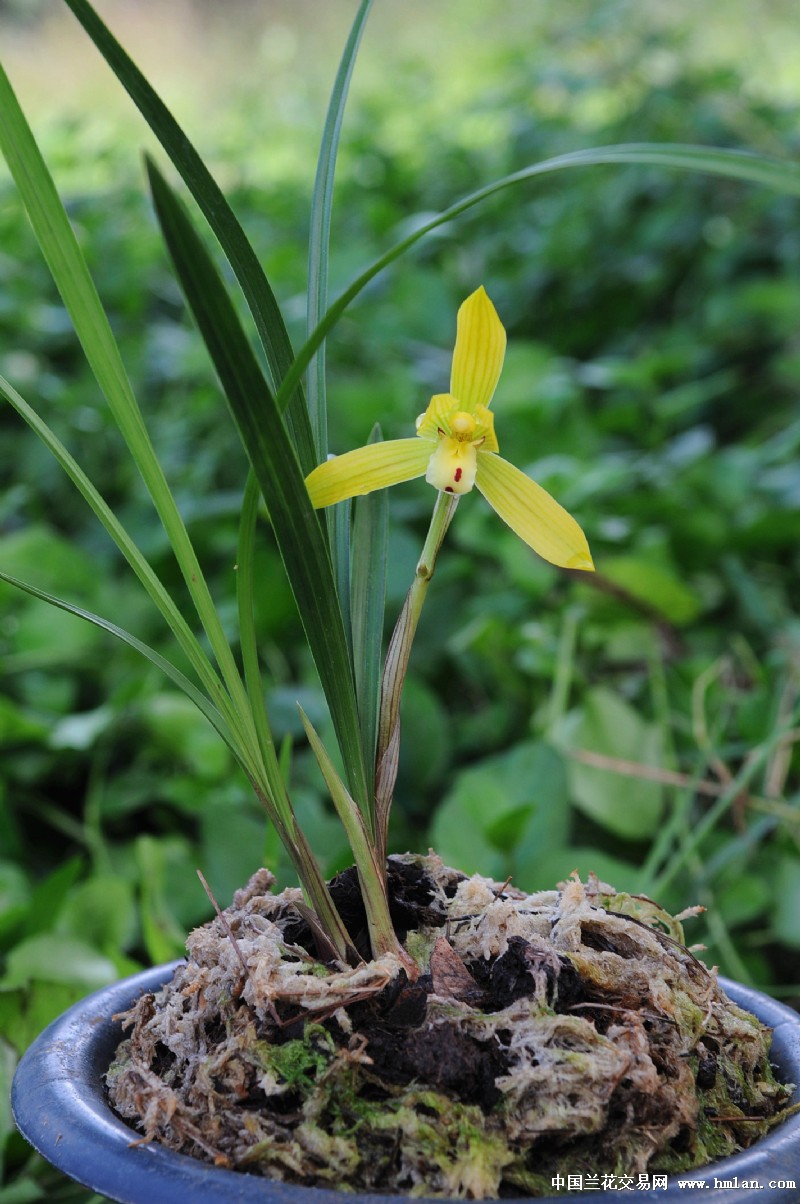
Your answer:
[107,856,793,1198]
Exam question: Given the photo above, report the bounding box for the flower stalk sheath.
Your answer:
[374,491,459,859]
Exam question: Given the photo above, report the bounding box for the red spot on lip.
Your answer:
[445,486,454,493]
[454,467,463,483]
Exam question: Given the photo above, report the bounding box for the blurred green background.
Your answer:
[2,0,800,1196]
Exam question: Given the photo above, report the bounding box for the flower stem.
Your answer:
[374,491,459,859]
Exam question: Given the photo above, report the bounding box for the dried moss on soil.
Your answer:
[107,857,793,1197]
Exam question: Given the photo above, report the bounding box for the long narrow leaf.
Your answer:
[277,142,800,414]
[236,469,281,787]
[307,0,373,459]
[0,572,352,959]
[0,373,235,725]
[0,569,245,766]
[330,498,353,657]
[60,0,316,475]
[351,425,388,784]
[307,0,373,638]
[0,62,258,761]
[146,157,370,819]
[299,707,402,962]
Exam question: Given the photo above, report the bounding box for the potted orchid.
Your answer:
[4,1,800,1200]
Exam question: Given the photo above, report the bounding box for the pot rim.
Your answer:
[10,962,800,1204]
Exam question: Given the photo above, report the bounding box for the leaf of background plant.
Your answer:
[0,865,31,950]
[0,1035,16,1180]
[60,0,316,475]
[2,935,117,990]
[144,693,232,780]
[54,877,136,962]
[18,858,83,941]
[601,556,702,625]
[200,799,271,905]
[715,872,772,930]
[429,741,569,880]
[524,847,643,895]
[773,855,800,950]
[0,982,107,1061]
[553,686,663,839]
[135,836,189,963]
[0,866,29,920]
[146,158,369,816]
[49,706,114,752]
[0,698,47,749]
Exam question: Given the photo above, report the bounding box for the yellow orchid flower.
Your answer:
[305,287,594,571]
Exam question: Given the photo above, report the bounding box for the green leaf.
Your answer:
[330,497,353,660]
[278,142,800,414]
[553,686,664,839]
[200,801,270,909]
[0,865,29,918]
[351,426,389,779]
[0,982,107,1059]
[0,1036,17,1180]
[0,698,48,748]
[0,568,245,768]
[0,373,234,727]
[0,64,258,764]
[236,471,278,778]
[299,708,400,960]
[523,848,643,895]
[135,836,190,964]
[0,865,31,950]
[145,158,369,817]
[2,935,117,989]
[601,555,702,625]
[20,858,83,941]
[307,0,373,459]
[307,2,374,661]
[430,741,569,880]
[773,855,800,950]
[55,877,136,957]
[298,707,373,864]
[60,0,316,474]
[144,693,232,780]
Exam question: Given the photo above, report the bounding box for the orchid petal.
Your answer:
[416,393,458,440]
[305,438,429,508]
[450,286,507,412]
[475,453,594,571]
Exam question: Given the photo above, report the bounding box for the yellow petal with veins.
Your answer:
[450,286,507,412]
[416,394,500,454]
[305,438,429,509]
[475,453,594,570]
[416,393,459,440]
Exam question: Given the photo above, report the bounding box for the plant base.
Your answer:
[107,856,793,1198]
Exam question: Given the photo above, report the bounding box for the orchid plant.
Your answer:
[2,0,800,970]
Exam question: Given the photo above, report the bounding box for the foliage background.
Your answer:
[1,0,800,1196]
